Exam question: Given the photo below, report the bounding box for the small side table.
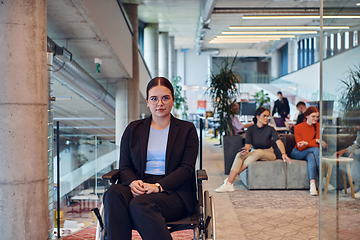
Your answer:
[322,157,355,200]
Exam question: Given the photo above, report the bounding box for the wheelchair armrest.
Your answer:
[102,169,119,184]
[197,169,208,182]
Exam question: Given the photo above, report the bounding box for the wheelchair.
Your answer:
[92,168,215,240]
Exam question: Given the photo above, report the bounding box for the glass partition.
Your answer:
[53,122,118,237]
[320,1,360,239]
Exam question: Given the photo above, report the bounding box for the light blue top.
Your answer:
[145,125,170,175]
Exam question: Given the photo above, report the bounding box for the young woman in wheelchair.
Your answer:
[103,77,199,240]
[216,107,291,193]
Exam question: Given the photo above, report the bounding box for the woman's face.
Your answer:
[306,111,319,124]
[146,85,174,119]
[256,110,270,126]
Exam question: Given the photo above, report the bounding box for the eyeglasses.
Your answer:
[148,95,172,105]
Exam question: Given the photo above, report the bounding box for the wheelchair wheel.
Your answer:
[204,190,215,239]
[193,226,200,240]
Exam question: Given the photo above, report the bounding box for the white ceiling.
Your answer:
[47,0,360,141]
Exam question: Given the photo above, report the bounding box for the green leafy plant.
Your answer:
[171,76,188,119]
[206,55,241,136]
[339,65,360,113]
[253,89,270,108]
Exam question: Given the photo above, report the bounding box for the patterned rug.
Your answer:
[61,223,194,240]
[229,188,360,240]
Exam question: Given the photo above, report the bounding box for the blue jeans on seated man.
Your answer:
[291,147,320,181]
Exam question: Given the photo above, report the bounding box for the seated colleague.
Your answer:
[295,101,307,125]
[290,101,307,133]
[230,102,254,135]
[215,107,291,193]
[103,77,199,240]
[291,106,328,196]
[272,91,290,120]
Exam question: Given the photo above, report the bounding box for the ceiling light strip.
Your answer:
[53,117,105,121]
[217,35,296,38]
[229,26,349,30]
[243,15,360,19]
[222,31,317,35]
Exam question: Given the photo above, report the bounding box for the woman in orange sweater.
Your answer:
[291,106,327,196]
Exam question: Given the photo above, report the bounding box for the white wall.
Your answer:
[281,46,360,98]
[176,49,212,117]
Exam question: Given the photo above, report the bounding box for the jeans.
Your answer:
[291,147,320,181]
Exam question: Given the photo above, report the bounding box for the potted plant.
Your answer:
[339,65,360,113]
[171,76,188,119]
[253,89,271,108]
[206,55,242,174]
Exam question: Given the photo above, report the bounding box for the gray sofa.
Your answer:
[239,134,310,190]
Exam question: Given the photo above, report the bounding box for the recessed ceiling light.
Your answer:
[357,3,360,6]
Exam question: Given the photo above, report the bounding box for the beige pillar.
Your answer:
[333,33,338,54]
[115,79,128,146]
[124,4,140,123]
[349,32,354,49]
[144,23,159,78]
[0,0,48,239]
[288,39,298,73]
[340,32,345,52]
[169,36,176,81]
[159,32,169,79]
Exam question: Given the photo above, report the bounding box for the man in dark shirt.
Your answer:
[272,91,290,120]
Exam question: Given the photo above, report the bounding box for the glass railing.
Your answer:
[53,122,118,238]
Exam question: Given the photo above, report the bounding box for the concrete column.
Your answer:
[349,31,354,49]
[340,32,345,52]
[327,35,331,57]
[144,23,159,78]
[0,0,48,239]
[169,36,176,80]
[159,32,169,79]
[287,39,298,73]
[115,80,128,146]
[270,50,280,78]
[333,33,338,54]
[124,4,140,123]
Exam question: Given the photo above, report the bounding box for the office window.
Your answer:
[354,30,358,47]
[337,33,341,51]
[330,34,334,56]
[344,32,349,50]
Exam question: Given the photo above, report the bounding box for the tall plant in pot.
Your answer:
[206,55,242,174]
[206,56,241,136]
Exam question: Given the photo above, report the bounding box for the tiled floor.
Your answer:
[59,134,360,239]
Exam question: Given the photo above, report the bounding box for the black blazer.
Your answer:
[272,97,290,120]
[118,115,199,213]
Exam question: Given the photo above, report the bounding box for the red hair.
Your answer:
[303,106,319,121]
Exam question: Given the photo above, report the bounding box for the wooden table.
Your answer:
[322,156,355,199]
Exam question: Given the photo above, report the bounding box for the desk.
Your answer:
[322,157,355,199]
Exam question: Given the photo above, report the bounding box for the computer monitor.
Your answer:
[240,102,257,116]
[307,101,334,116]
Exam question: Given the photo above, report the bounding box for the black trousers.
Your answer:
[103,175,188,240]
